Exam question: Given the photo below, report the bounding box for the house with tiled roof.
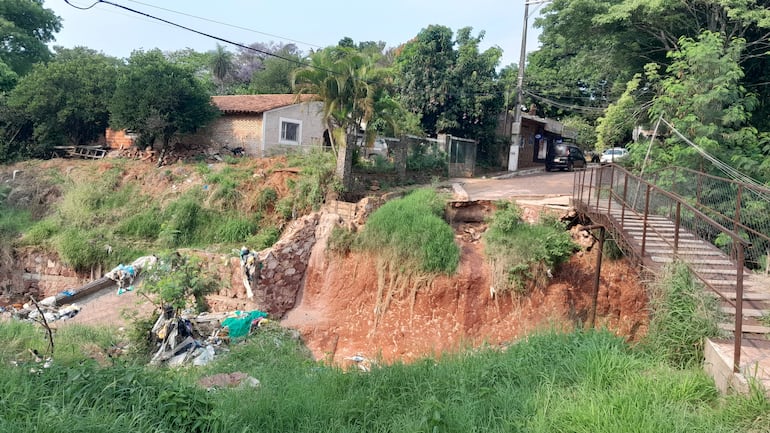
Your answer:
[106,94,326,157]
[206,94,325,157]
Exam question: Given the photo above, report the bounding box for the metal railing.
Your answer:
[646,166,770,270]
[573,164,750,371]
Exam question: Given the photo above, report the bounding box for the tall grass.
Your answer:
[2,325,767,432]
[357,188,459,274]
[641,261,725,368]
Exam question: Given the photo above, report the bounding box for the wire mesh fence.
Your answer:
[646,167,770,270]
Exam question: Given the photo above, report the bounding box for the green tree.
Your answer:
[7,47,120,149]
[395,25,456,136]
[595,74,642,151]
[0,94,33,162]
[110,50,219,161]
[394,26,504,162]
[0,0,61,77]
[249,46,303,94]
[645,31,757,171]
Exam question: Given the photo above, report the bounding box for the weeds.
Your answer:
[642,262,724,368]
[485,201,577,295]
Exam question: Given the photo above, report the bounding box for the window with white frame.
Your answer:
[279,118,301,145]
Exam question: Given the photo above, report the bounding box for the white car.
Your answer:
[600,147,629,164]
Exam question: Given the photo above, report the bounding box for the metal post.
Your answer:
[642,185,651,258]
[674,202,681,255]
[607,165,615,216]
[621,173,629,226]
[595,167,604,211]
[733,243,745,372]
[589,227,605,329]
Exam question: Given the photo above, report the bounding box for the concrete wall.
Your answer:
[262,102,325,155]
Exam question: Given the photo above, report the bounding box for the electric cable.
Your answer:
[63,0,337,75]
[123,0,323,49]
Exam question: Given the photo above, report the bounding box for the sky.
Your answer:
[44,0,546,69]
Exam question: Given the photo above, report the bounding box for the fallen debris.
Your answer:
[198,372,260,390]
[148,307,269,367]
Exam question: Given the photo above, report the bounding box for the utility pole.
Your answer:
[508,0,549,172]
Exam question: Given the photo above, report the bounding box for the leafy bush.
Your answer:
[641,262,724,368]
[159,192,213,247]
[485,201,577,295]
[255,187,278,212]
[357,188,459,274]
[245,225,281,251]
[116,206,163,239]
[139,252,218,313]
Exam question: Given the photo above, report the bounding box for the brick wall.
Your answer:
[105,129,137,150]
[204,115,264,156]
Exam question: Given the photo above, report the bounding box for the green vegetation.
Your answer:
[485,201,577,295]
[642,262,725,368]
[2,322,768,432]
[357,188,459,274]
[139,252,218,313]
[1,152,338,272]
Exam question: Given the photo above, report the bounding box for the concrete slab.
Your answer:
[705,338,770,397]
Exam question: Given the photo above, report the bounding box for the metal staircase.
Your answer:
[573,164,769,391]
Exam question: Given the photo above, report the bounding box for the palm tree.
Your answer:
[210,44,234,94]
[293,46,400,191]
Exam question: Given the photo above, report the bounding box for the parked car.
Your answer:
[546,144,587,172]
[360,138,390,160]
[600,147,629,164]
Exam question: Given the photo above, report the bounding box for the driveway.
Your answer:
[455,170,577,202]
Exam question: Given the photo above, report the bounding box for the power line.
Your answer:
[524,90,607,113]
[123,0,323,49]
[62,0,337,75]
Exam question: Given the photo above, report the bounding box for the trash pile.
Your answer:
[148,306,269,367]
[6,301,82,323]
[105,255,158,295]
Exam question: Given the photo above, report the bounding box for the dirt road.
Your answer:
[457,170,577,201]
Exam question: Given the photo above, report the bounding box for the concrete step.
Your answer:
[719,323,770,334]
[719,292,770,301]
[650,256,734,266]
[720,306,768,317]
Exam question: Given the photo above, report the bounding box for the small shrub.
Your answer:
[255,187,278,211]
[160,192,212,247]
[116,207,162,239]
[485,202,578,295]
[603,237,625,260]
[215,215,259,243]
[358,188,459,274]
[55,228,110,272]
[139,252,218,313]
[327,225,356,256]
[245,225,281,250]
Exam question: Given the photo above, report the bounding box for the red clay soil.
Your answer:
[283,232,649,367]
[2,157,649,367]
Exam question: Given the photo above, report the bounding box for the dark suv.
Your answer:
[546,144,586,172]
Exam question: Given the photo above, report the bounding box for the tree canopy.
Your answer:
[8,47,121,148]
[394,25,504,163]
[0,0,61,79]
[110,50,219,152]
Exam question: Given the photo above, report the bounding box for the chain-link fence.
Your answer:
[646,167,770,270]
